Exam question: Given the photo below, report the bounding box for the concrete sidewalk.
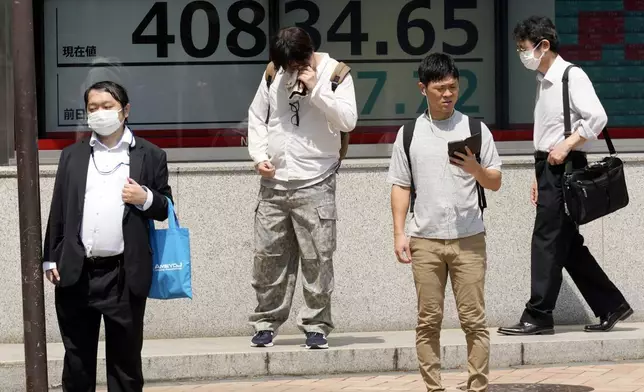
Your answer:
[106,362,644,391]
[3,323,644,391]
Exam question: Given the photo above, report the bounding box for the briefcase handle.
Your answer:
[562,64,616,174]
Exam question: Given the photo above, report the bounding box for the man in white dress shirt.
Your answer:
[43,81,172,391]
[498,16,631,336]
[247,26,357,349]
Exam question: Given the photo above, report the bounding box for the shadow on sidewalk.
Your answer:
[274,335,386,347]
[462,385,593,391]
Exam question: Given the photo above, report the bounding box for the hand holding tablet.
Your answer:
[447,132,482,158]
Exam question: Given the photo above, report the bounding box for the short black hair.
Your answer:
[417,53,459,85]
[84,81,129,109]
[513,16,560,53]
[269,27,315,71]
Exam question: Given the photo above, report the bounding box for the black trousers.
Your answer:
[520,152,626,326]
[55,255,147,392]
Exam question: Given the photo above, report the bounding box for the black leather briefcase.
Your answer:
[561,65,629,225]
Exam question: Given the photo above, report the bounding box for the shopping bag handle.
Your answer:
[166,197,180,229]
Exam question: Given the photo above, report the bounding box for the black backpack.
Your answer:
[402,117,487,214]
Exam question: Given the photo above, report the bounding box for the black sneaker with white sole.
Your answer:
[251,330,274,347]
[305,332,328,349]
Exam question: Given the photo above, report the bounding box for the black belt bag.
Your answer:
[561,64,629,225]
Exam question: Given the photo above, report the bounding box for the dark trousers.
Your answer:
[521,152,626,326]
[55,255,147,392]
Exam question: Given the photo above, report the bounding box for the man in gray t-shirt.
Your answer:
[387,53,502,392]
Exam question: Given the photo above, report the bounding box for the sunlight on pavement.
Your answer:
[96,362,644,391]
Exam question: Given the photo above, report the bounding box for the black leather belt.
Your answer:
[84,254,123,269]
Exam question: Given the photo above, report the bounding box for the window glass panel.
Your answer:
[508,0,644,141]
[42,0,270,148]
[557,0,644,130]
[280,0,496,143]
[39,0,497,157]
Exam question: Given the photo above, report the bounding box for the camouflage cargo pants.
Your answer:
[249,174,337,336]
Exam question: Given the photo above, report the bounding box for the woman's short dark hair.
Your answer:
[513,16,560,53]
[418,53,460,86]
[269,27,315,71]
[84,81,130,109]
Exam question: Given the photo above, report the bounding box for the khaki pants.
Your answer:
[410,233,489,392]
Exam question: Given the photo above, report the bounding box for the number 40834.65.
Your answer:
[132,1,481,59]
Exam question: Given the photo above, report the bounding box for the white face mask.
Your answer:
[88,109,123,136]
[520,42,545,71]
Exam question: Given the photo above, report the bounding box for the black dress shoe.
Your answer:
[585,303,633,332]
[497,322,555,336]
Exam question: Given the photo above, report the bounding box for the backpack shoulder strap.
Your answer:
[339,132,350,161]
[467,116,487,213]
[402,120,415,172]
[265,61,277,88]
[468,116,483,161]
[468,116,482,135]
[264,62,277,124]
[402,119,417,213]
[330,62,351,92]
[333,62,352,166]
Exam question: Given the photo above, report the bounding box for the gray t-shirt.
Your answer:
[387,111,502,240]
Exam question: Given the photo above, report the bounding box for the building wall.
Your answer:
[1,157,642,344]
[1,0,642,344]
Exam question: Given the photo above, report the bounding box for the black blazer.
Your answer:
[43,136,173,297]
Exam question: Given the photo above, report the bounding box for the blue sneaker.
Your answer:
[305,332,328,349]
[251,330,274,347]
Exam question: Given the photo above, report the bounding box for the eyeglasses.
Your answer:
[516,39,544,53]
[290,101,300,127]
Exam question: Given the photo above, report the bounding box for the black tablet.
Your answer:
[447,132,482,158]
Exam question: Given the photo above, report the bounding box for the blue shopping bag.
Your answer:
[148,198,193,300]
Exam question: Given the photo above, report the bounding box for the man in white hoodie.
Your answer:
[246,26,357,350]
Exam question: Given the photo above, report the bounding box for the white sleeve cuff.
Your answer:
[136,187,154,211]
[574,120,599,141]
[252,154,270,166]
[43,262,57,271]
